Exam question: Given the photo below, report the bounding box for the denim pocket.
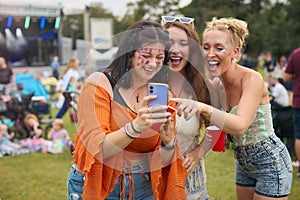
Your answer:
[280,147,293,173]
[69,168,84,186]
[67,166,85,200]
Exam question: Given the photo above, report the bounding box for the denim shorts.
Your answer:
[106,172,153,200]
[68,164,85,200]
[67,163,154,200]
[292,108,300,139]
[233,134,293,198]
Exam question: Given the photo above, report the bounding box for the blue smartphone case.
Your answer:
[148,83,169,107]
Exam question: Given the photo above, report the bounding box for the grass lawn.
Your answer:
[0,109,300,199]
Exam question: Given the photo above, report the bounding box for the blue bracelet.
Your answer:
[161,138,176,151]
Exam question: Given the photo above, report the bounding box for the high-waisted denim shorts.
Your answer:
[233,134,293,198]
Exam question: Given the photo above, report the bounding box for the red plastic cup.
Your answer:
[207,125,226,152]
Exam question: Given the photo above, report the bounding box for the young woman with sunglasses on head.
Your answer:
[171,17,293,200]
[67,20,187,200]
[162,16,212,200]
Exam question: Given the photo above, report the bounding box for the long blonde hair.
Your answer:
[63,57,79,75]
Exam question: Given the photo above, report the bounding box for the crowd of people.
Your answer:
[0,111,73,156]
[1,14,299,200]
[0,56,77,157]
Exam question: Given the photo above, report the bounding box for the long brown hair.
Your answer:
[106,20,170,89]
[164,21,211,126]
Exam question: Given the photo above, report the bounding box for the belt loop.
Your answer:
[269,134,277,144]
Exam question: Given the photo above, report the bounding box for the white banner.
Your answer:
[90,18,113,50]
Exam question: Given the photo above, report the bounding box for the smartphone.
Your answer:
[148,83,169,109]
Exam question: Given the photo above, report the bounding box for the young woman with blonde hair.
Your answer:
[171,17,293,200]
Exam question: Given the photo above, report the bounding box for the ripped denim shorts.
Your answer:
[233,134,293,198]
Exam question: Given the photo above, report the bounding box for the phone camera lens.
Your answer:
[150,86,153,89]
[150,90,153,93]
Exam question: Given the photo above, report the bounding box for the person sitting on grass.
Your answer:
[20,114,47,153]
[47,118,72,153]
[0,123,30,156]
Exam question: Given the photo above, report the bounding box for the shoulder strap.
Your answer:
[103,71,115,89]
[103,71,128,108]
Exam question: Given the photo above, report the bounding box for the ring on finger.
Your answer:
[148,107,151,113]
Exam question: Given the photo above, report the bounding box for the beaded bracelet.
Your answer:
[161,138,176,151]
[124,123,139,139]
[130,122,142,133]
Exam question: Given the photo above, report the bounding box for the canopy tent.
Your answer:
[15,73,49,102]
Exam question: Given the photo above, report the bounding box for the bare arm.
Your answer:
[216,72,265,136]
[79,73,174,162]
[10,74,15,85]
[283,72,293,82]
[103,95,172,159]
[47,129,53,140]
[171,71,267,137]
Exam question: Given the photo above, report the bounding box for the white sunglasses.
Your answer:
[161,16,194,27]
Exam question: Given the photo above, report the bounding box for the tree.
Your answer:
[285,0,300,55]
[124,0,181,22]
[61,0,300,59]
[179,0,299,59]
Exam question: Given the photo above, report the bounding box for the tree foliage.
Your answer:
[180,0,300,58]
[62,0,300,59]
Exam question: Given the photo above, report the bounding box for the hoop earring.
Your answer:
[232,58,237,63]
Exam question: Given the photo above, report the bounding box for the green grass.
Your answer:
[0,108,299,199]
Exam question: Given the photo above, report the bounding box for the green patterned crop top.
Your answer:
[229,104,274,147]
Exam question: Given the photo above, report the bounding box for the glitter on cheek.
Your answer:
[156,60,162,66]
[145,59,150,64]
[138,56,145,64]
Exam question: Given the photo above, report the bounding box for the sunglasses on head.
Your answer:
[161,16,194,27]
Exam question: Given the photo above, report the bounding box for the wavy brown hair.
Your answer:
[163,21,211,126]
[106,20,170,89]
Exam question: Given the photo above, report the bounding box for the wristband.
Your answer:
[161,138,176,151]
[130,122,142,133]
[124,123,139,139]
